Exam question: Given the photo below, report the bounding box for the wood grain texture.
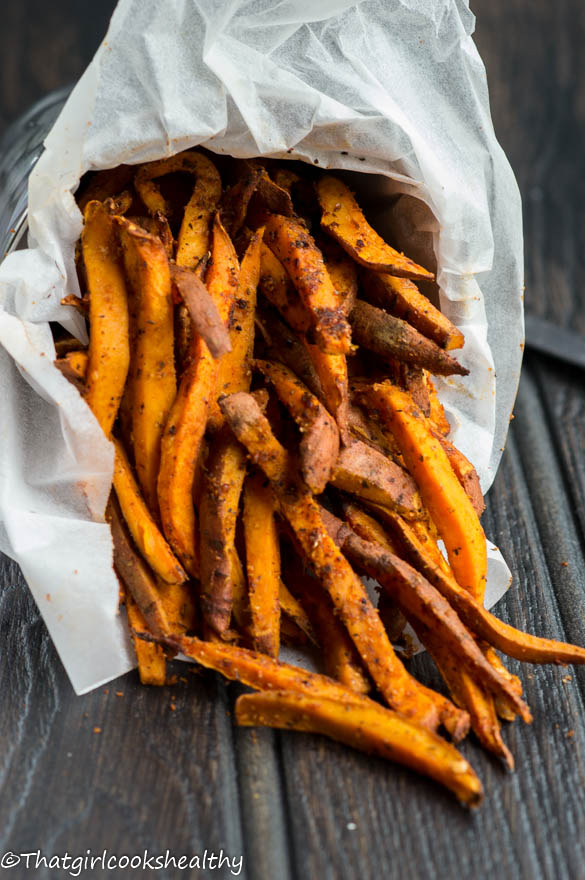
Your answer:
[1,1,585,879]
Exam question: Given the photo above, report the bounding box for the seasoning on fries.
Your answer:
[53,152,585,807]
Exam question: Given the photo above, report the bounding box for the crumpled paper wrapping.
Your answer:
[0,0,523,694]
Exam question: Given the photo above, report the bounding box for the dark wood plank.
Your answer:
[0,2,117,134]
[0,564,246,878]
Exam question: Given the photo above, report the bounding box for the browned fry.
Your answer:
[235,690,482,806]
[347,404,403,462]
[304,343,350,444]
[264,215,352,354]
[350,300,469,377]
[367,502,585,667]
[158,214,238,576]
[243,471,281,658]
[220,165,264,237]
[210,229,263,431]
[287,564,370,694]
[124,589,167,686]
[61,293,89,316]
[362,271,464,350]
[135,150,222,269]
[81,201,130,437]
[77,165,135,212]
[435,431,485,517]
[256,307,323,399]
[230,547,249,634]
[320,238,358,316]
[219,392,466,735]
[317,176,434,281]
[258,243,311,334]
[113,438,187,585]
[399,364,431,416]
[55,350,88,384]
[170,264,231,359]
[107,498,169,638]
[278,580,317,646]
[247,169,295,225]
[199,428,248,635]
[426,373,451,435]
[116,216,176,513]
[483,645,523,723]
[254,359,339,493]
[330,438,423,520]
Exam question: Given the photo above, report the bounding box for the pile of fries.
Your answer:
[54,150,585,806]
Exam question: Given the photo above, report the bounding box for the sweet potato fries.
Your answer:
[55,152,585,807]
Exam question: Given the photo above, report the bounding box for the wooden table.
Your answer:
[1,2,584,878]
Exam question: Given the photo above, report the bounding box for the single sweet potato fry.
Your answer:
[235,691,482,807]
[81,201,130,437]
[320,238,359,317]
[55,350,88,385]
[258,243,311,334]
[367,502,585,666]
[135,150,222,269]
[361,383,487,601]
[254,359,339,493]
[330,438,423,520]
[304,343,351,443]
[264,215,352,354]
[199,428,248,635]
[170,265,231,359]
[158,214,238,576]
[317,176,434,281]
[113,438,187,585]
[116,216,176,513]
[435,431,485,517]
[124,590,167,686]
[220,165,264,237]
[350,300,468,377]
[107,498,170,638]
[362,271,464,350]
[219,392,465,734]
[243,471,281,658]
[278,580,317,646]
[210,229,263,431]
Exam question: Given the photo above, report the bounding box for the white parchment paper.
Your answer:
[0,0,523,693]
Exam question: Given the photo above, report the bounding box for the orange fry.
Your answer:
[317,176,434,281]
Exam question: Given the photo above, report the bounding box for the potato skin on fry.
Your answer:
[124,590,167,686]
[81,201,130,437]
[350,300,469,377]
[235,691,482,807]
[199,430,248,635]
[264,214,352,354]
[317,176,434,282]
[255,358,339,494]
[363,271,464,351]
[331,438,423,520]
